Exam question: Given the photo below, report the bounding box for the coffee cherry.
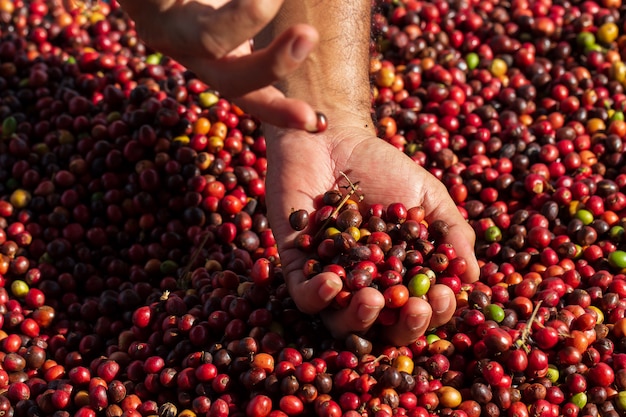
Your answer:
[315,112,329,133]
[289,209,310,231]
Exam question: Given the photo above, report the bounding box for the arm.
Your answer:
[259,0,479,345]
[256,0,373,130]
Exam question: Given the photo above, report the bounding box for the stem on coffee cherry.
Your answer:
[516,300,543,353]
[314,172,364,241]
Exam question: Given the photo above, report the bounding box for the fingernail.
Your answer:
[290,36,315,62]
[433,295,453,315]
[406,313,429,331]
[318,279,342,303]
[358,304,380,323]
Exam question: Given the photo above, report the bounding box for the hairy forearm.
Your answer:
[257,0,373,126]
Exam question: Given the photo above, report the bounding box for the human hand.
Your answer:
[113,0,320,130]
[265,119,479,346]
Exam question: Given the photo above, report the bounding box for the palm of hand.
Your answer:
[265,126,478,345]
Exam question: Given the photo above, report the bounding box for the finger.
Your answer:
[384,297,432,346]
[120,0,284,60]
[320,287,385,339]
[235,87,318,130]
[188,24,318,98]
[421,180,480,283]
[445,221,480,283]
[426,284,456,329]
[185,24,319,129]
[384,284,455,346]
[285,269,343,315]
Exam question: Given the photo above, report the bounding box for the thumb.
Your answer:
[421,179,480,283]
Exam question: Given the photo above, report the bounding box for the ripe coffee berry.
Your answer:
[307,111,329,133]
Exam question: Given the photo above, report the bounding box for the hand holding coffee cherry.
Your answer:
[117,0,322,131]
[265,122,480,346]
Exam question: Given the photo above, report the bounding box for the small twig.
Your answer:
[516,300,543,352]
[314,172,363,241]
[339,171,365,202]
[373,354,390,364]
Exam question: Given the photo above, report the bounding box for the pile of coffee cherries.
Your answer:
[288,185,469,326]
[0,0,626,417]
